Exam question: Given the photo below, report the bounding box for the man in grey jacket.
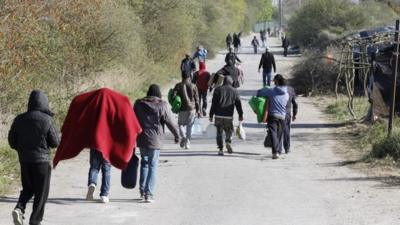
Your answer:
[172,71,200,149]
[257,74,289,159]
[134,84,179,203]
[8,90,60,225]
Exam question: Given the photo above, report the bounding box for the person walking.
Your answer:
[172,71,200,149]
[282,36,290,57]
[8,90,60,225]
[283,85,298,154]
[215,59,241,89]
[258,47,276,87]
[192,62,211,117]
[225,47,242,66]
[180,53,196,81]
[233,33,241,54]
[209,77,243,156]
[86,148,111,203]
[134,84,180,203]
[251,36,260,54]
[226,33,233,50]
[257,75,289,159]
[192,45,208,63]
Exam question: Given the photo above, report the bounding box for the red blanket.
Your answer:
[53,88,142,170]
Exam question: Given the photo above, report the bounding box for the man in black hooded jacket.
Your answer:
[8,90,59,225]
[209,77,243,156]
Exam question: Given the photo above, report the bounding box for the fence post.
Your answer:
[388,19,400,136]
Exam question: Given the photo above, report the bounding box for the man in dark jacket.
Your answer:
[258,47,276,87]
[214,59,241,88]
[251,36,260,54]
[180,54,196,81]
[8,90,59,225]
[226,33,233,50]
[209,77,243,156]
[173,71,200,149]
[233,33,241,53]
[225,47,242,66]
[134,84,179,203]
[282,36,290,57]
[283,85,298,154]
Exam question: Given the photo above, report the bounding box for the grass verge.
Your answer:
[318,95,400,173]
[0,143,19,195]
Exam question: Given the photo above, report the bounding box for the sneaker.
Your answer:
[86,183,96,201]
[100,195,109,203]
[145,195,154,203]
[185,140,190,149]
[140,193,145,199]
[202,110,207,117]
[272,153,279,159]
[12,208,24,225]
[180,138,186,148]
[218,149,224,156]
[226,143,233,154]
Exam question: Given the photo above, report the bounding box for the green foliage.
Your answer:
[0,143,19,195]
[371,131,400,161]
[287,0,366,48]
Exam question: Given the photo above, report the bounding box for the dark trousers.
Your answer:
[283,114,292,153]
[215,117,234,149]
[199,90,207,112]
[16,162,51,225]
[283,47,288,57]
[267,116,285,154]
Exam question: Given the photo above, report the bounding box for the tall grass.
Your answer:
[0,143,19,195]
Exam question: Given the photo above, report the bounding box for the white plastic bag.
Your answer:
[236,122,246,140]
[205,123,217,138]
[191,119,203,136]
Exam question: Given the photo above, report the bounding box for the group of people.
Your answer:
[225,32,242,53]
[7,34,297,225]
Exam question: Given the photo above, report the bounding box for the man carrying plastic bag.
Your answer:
[209,76,243,156]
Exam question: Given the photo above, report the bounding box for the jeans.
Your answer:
[267,116,285,154]
[178,110,195,141]
[253,45,258,54]
[262,70,272,87]
[139,148,160,196]
[215,117,234,149]
[199,91,208,113]
[88,149,111,197]
[283,114,292,153]
[16,162,51,225]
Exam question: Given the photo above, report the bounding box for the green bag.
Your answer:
[249,96,267,123]
[168,89,182,114]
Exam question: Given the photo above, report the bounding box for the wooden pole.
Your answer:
[388,19,400,136]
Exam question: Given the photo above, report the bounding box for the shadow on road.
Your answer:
[242,122,345,129]
[318,176,400,188]
[0,197,144,205]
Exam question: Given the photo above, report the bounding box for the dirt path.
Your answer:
[1,36,400,225]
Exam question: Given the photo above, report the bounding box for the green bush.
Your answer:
[287,0,398,49]
[371,131,400,161]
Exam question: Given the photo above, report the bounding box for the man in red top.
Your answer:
[193,62,211,117]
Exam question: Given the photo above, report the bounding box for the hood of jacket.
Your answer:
[274,86,287,95]
[28,90,54,116]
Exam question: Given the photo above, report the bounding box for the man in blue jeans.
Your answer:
[258,47,276,87]
[134,84,179,203]
[86,149,111,203]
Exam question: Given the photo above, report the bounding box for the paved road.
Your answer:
[1,36,400,225]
